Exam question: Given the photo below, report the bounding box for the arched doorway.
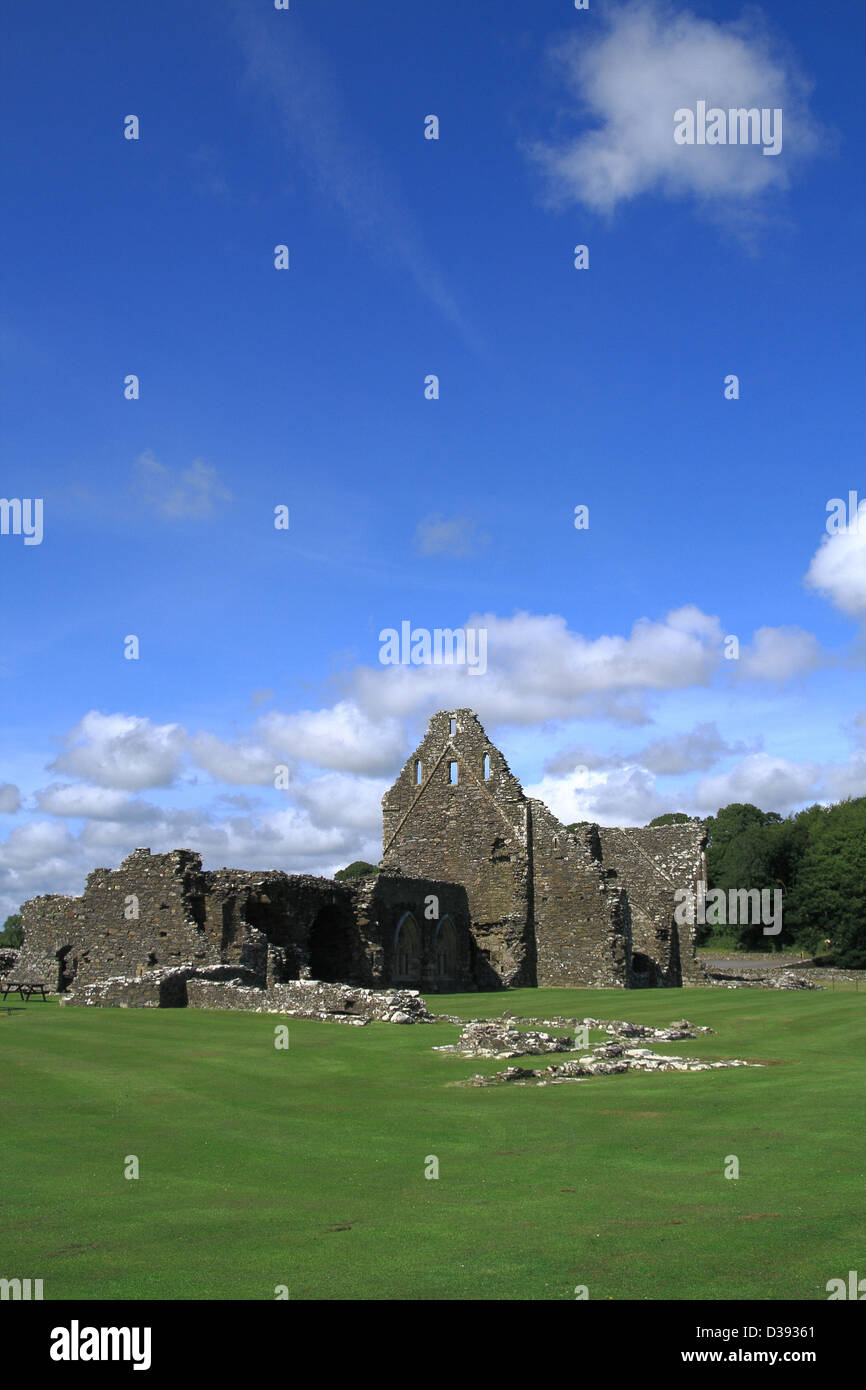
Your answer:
[393,912,421,985]
[434,916,457,984]
[308,903,355,983]
[630,952,656,987]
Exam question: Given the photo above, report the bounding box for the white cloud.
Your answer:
[0,820,75,869]
[528,0,819,217]
[0,783,20,814]
[34,784,158,821]
[639,722,743,774]
[50,712,187,790]
[292,774,387,834]
[526,764,667,828]
[693,753,819,814]
[738,626,823,680]
[259,701,407,775]
[189,734,282,786]
[543,745,622,776]
[805,524,866,620]
[544,722,742,777]
[354,606,725,726]
[824,750,866,802]
[0,821,84,916]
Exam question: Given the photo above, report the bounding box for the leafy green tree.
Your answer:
[333,861,379,882]
[647,812,692,826]
[701,798,866,959]
[782,798,866,964]
[0,913,23,947]
[705,804,789,950]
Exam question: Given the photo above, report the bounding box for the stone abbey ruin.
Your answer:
[15,709,708,1006]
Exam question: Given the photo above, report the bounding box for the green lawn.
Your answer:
[2,987,864,1301]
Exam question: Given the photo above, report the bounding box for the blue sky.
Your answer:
[1,0,864,916]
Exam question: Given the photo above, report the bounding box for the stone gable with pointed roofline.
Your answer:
[381,709,706,988]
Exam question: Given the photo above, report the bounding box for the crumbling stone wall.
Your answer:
[0,947,19,975]
[598,824,707,986]
[17,848,475,996]
[382,710,536,986]
[17,849,217,989]
[18,714,711,1001]
[349,873,474,992]
[185,978,436,1021]
[201,869,361,985]
[62,970,439,1022]
[381,710,707,991]
[529,799,632,988]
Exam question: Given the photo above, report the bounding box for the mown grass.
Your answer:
[1,987,864,1300]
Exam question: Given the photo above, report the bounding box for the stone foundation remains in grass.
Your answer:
[464,1048,760,1086]
[435,1016,762,1087]
[59,969,436,1023]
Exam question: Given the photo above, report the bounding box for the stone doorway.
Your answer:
[308,904,356,983]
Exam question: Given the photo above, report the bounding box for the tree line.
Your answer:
[650,799,866,965]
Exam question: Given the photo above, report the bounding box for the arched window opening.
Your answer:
[393,913,422,984]
[435,917,457,980]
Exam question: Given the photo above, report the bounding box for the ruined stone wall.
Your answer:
[18,893,86,988]
[17,849,217,988]
[63,970,436,1021]
[17,716,712,1001]
[381,710,534,986]
[202,870,360,986]
[349,873,475,992]
[529,800,632,988]
[185,978,435,1022]
[17,846,477,996]
[597,823,707,986]
[62,964,285,1010]
[78,849,216,985]
[0,947,20,976]
[16,851,365,992]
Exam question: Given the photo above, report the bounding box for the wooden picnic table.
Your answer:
[0,980,49,1001]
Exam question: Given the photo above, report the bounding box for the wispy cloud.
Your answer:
[133,451,233,521]
[543,722,750,777]
[231,5,481,350]
[414,514,490,559]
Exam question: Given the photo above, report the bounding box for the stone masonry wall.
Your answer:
[349,873,475,992]
[529,799,631,987]
[598,823,707,985]
[381,709,535,987]
[17,848,476,996]
[18,715,711,1001]
[17,849,217,989]
[202,870,360,985]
